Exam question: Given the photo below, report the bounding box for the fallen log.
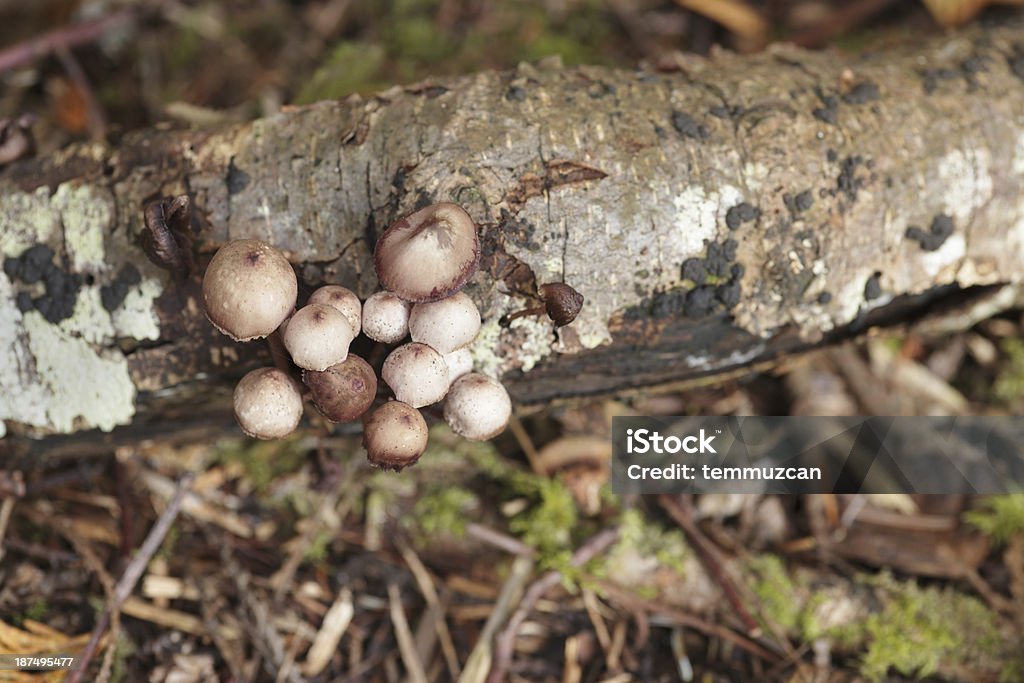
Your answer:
[2,19,1024,439]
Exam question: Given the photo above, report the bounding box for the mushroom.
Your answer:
[362,291,412,344]
[381,342,448,408]
[444,347,473,385]
[503,282,584,328]
[303,354,378,422]
[408,291,481,354]
[362,400,429,471]
[203,239,297,341]
[282,303,355,371]
[374,202,479,302]
[233,367,304,440]
[307,285,362,335]
[443,373,512,441]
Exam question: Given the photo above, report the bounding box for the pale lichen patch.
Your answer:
[0,187,61,257]
[0,277,50,435]
[23,313,135,433]
[470,316,553,378]
[55,183,113,272]
[111,277,163,341]
[935,148,993,224]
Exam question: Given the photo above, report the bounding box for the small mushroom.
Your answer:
[307,285,362,335]
[374,202,480,302]
[203,239,297,341]
[409,291,481,354]
[539,283,584,326]
[362,291,412,344]
[381,342,449,408]
[282,303,355,371]
[303,355,378,422]
[233,367,304,440]
[362,400,429,471]
[444,347,474,385]
[444,373,512,441]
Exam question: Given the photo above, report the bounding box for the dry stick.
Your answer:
[466,523,537,558]
[657,495,760,633]
[486,528,620,683]
[64,471,196,683]
[0,10,135,74]
[388,583,429,683]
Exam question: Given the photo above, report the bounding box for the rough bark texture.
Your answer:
[2,21,1024,437]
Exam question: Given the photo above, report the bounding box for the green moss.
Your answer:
[509,478,577,561]
[994,337,1024,407]
[25,597,48,623]
[860,575,1011,682]
[964,495,1024,545]
[304,529,333,564]
[747,554,804,634]
[211,435,307,495]
[295,42,387,104]
[407,486,479,538]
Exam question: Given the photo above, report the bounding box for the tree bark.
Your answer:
[2,20,1024,438]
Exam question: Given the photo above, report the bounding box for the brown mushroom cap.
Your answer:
[362,400,429,471]
[233,367,304,440]
[381,342,449,408]
[307,285,362,334]
[374,202,479,302]
[539,283,584,327]
[203,239,297,341]
[443,372,512,441]
[282,303,355,371]
[303,354,378,422]
[409,291,481,354]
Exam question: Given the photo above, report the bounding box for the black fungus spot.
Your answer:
[837,155,864,202]
[587,82,615,99]
[15,291,33,312]
[817,291,833,304]
[226,162,251,196]
[681,258,706,284]
[795,190,814,212]
[722,239,738,262]
[921,67,958,94]
[506,85,527,102]
[715,281,741,308]
[731,263,745,279]
[100,282,129,312]
[3,256,21,279]
[841,82,879,105]
[684,285,717,318]
[864,272,883,300]
[905,214,954,252]
[725,202,759,230]
[813,106,837,124]
[671,110,708,140]
[960,55,989,75]
[826,148,838,163]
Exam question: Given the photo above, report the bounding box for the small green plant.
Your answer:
[964,495,1024,545]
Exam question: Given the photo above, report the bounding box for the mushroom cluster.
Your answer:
[202,202,516,472]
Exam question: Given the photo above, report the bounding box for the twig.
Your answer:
[486,528,619,683]
[466,523,537,558]
[0,10,135,75]
[657,495,760,633]
[388,583,428,683]
[65,471,195,683]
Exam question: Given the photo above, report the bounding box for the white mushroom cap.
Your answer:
[283,303,355,371]
[444,373,512,441]
[362,400,429,471]
[203,239,297,341]
[362,291,411,344]
[233,367,304,440]
[381,342,448,408]
[307,285,362,335]
[444,347,473,385]
[409,292,481,354]
[374,202,479,302]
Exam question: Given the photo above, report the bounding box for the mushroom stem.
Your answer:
[501,305,546,326]
[266,330,298,378]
